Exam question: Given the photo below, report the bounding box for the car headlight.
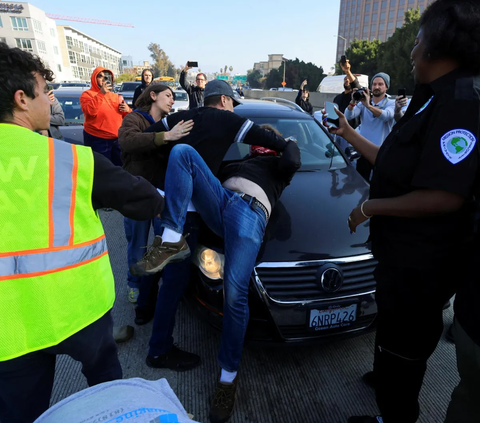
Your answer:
[194,247,224,280]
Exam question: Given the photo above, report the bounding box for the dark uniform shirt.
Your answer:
[370,69,480,269]
[369,69,480,344]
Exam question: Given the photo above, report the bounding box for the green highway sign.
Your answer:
[232,75,247,84]
[216,76,229,81]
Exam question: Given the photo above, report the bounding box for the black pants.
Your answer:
[0,311,121,423]
[372,263,456,423]
[357,156,373,182]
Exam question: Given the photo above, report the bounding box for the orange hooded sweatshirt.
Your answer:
[80,67,130,139]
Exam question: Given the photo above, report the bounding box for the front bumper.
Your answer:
[187,253,378,344]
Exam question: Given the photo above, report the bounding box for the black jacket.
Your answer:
[133,69,154,108]
[295,90,313,115]
[179,70,204,108]
[92,151,164,219]
[219,140,301,209]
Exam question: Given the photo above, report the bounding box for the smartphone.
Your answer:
[398,88,406,99]
[187,61,198,67]
[325,102,340,128]
[103,73,113,88]
[340,55,347,65]
[47,84,54,92]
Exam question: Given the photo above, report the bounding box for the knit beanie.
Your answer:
[371,72,390,89]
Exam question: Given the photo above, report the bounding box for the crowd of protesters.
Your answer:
[1,1,480,423]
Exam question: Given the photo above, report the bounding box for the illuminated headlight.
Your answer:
[193,247,224,280]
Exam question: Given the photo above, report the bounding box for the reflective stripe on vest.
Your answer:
[0,236,107,280]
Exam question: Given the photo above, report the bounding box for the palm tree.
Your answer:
[229,66,233,74]
[224,65,228,74]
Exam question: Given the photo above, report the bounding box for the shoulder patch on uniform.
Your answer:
[440,129,477,165]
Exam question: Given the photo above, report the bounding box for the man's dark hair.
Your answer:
[135,83,173,111]
[0,42,54,122]
[204,95,222,107]
[197,73,207,81]
[420,0,480,72]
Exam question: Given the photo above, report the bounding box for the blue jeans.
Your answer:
[159,144,267,371]
[124,216,162,307]
[149,212,199,356]
[83,130,122,166]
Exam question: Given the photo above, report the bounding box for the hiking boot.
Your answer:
[209,375,238,423]
[146,345,200,371]
[130,235,190,276]
[348,417,383,423]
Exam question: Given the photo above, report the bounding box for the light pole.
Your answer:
[334,34,347,56]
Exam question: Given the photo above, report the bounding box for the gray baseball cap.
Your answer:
[204,80,242,107]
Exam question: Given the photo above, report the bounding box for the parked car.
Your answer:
[53,87,89,145]
[171,90,190,113]
[186,99,377,344]
[117,81,141,107]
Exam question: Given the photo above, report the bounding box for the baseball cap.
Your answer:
[204,80,242,107]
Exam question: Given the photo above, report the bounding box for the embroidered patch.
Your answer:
[440,129,477,165]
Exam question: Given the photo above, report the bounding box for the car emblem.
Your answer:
[317,265,344,293]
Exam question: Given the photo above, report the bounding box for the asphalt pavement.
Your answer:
[50,209,459,423]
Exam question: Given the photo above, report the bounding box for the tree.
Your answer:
[116,73,136,83]
[148,43,175,77]
[265,69,282,89]
[377,8,421,94]
[224,65,228,74]
[277,59,326,91]
[344,39,382,78]
[229,66,233,74]
[247,69,263,89]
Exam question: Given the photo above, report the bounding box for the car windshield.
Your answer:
[174,92,188,101]
[119,83,140,91]
[56,96,84,125]
[245,117,347,171]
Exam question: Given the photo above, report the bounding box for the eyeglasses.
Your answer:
[196,78,205,81]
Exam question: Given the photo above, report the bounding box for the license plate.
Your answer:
[309,303,357,331]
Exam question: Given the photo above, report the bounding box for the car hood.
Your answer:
[257,164,371,263]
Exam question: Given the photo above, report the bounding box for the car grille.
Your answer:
[254,257,378,302]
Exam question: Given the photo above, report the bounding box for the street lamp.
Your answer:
[334,34,347,55]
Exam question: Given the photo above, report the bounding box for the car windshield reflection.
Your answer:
[247,118,347,171]
[56,97,84,125]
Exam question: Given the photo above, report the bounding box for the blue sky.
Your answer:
[38,0,341,74]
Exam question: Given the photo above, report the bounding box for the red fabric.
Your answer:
[80,67,129,139]
[250,145,277,157]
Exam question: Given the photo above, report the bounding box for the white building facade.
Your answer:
[0,2,122,82]
[57,26,121,82]
[0,2,67,80]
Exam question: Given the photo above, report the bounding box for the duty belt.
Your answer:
[239,193,269,221]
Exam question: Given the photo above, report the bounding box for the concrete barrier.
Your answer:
[243,89,339,113]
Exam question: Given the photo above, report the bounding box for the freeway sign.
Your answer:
[232,75,247,84]
[216,76,229,81]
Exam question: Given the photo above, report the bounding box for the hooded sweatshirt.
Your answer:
[132,69,153,107]
[80,66,129,139]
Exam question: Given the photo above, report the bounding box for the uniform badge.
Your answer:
[440,129,477,165]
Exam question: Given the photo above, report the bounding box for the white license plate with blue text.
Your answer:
[309,304,357,331]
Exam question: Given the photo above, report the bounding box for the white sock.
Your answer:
[220,368,237,383]
[162,228,182,244]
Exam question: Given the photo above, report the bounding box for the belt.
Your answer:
[239,193,269,221]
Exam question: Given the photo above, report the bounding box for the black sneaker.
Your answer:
[362,370,377,389]
[130,235,190,276]
[209,375,238,423]
[134,306,154,325]
[146,345,200,371]
[348,417,383,423]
